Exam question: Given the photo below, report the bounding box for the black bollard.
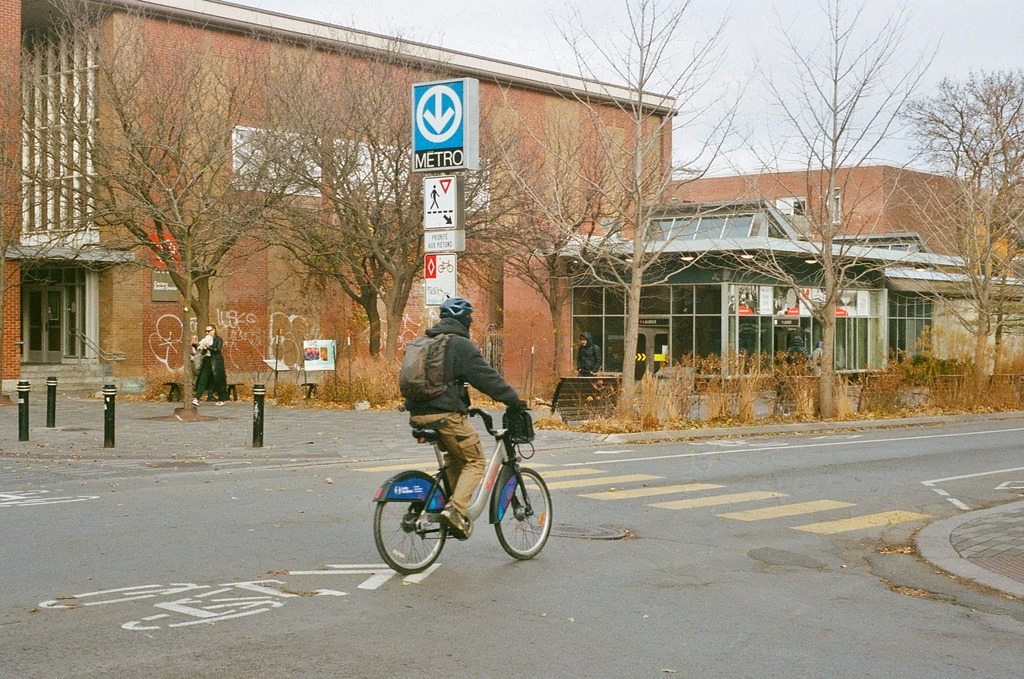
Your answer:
[102,384,116,448]
[252,383,265,448]
[46,377,57,428]
[17,380,29,442]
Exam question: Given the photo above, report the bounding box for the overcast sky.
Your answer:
[244,0,1024,174]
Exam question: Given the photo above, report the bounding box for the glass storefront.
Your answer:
[573,283,889,374]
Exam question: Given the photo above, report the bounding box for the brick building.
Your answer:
[2,0,672,395]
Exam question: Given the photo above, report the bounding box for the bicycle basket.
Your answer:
[502,408,535,445]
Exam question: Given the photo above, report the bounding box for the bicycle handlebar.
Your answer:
[468,408,497,437]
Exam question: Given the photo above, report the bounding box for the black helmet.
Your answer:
[439,297,474,320]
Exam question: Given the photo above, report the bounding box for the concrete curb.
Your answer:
[916,500,1024,600]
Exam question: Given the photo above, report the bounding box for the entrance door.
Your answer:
[25,287,64,363]
[635,324,670,380]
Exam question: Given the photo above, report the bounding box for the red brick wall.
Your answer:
[1,0,21,382]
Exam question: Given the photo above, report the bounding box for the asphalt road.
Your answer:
[3,406,1024,678]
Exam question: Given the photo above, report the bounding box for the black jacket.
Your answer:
[577,332,602,373]
[404,317,520,416]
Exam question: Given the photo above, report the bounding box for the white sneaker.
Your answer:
[440,505,472,540]
[192,398,200,406]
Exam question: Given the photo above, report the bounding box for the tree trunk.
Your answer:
[617,278,642,416]
[818,317,837,419]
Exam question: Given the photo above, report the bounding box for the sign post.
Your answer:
[414,78,477,308]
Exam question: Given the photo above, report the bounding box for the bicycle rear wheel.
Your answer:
[494,467,552,560]
[373,501,446,575]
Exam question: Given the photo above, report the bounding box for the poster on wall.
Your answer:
[303,340,336,371]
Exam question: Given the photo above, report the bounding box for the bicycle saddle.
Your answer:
[411,428,442,443]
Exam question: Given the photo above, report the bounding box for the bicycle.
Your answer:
[372,408,553,575]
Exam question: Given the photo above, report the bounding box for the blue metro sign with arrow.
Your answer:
[412,78,479,172]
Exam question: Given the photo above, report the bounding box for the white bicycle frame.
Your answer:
[428,432,508,523]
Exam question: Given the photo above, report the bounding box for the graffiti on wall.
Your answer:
[148,310,318,374]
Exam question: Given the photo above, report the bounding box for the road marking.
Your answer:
[580,483,724,500]
[540,468,608,479]
[593,450,634,455]
[649,491,787,510]
[545,474,663,490]
[565,426,1024,467]
[717,500,855,521]
[920,465,1024,511]
[353,463,436,473]
[792,511,930,534]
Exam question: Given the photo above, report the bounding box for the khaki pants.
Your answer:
[410,412,484,514]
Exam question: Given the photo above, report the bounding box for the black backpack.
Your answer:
[399,334,451,401]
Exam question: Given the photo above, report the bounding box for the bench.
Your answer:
[550,375,621,422]
[163,382,183,402]
[301,382,318,402]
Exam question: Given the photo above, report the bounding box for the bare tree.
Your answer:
[27,3,285,410]
[542,0,730,411]
[261,44,426,360]
[905,70,1024,382]
[266,43,528,360]
[741,0,929,417]
[494,105,612,379]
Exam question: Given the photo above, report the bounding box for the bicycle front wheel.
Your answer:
[494,467,552,560]
[373,501,446,575]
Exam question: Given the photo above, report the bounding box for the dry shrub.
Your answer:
[313,358,401,406]
[833,376,854,419]
[272,379,300,405]
[856,368,905,415]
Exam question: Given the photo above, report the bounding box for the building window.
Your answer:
[775,197,806,216]
[21,29,98,245]
[888,292,932,358]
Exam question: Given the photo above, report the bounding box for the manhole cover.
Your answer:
[549,524,630,540]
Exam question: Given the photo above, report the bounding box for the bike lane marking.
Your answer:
[38,563,437,631]
[1,490,99,507]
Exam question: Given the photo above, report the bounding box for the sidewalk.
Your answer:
[3,396,1022,601]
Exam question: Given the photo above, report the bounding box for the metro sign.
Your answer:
[412,79,479,172]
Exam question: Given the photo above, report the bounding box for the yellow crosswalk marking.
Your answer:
[539,468,608,479]
[545,474,663,490]
[649,491,787,510]
[581,483,724,500]
[792,511,931,534]
[717,500,855,521]
[353,463,435,473]
[354,462,556,473]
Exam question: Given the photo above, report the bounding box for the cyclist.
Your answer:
[405,297,528,539]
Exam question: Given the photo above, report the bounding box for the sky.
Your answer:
[243,0,1024,174]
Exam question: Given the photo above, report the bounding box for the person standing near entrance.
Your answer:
[577,332,602,376]
[192,324,229,406]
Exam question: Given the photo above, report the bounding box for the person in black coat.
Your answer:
[405,298,526,539]
[192,324,229,406]
[577,332,602,376]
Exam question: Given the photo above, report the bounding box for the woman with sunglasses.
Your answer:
[191,324,229,406]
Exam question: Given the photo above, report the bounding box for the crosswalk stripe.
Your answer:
[581,483,724,500]
[545,474,663,490]
[539,468,608,479]
[649,491,787,510]
[717,500,855,521]
[792,510,931,534]
[354,462,556,474]
[353,463,435,473]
